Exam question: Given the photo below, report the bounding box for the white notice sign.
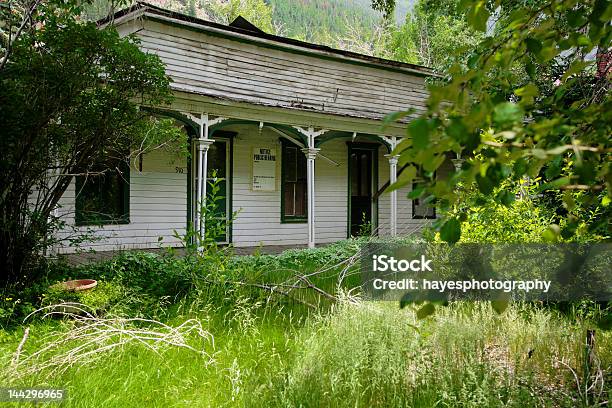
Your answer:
[252,147,276,191]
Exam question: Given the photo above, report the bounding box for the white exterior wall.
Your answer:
[55,149,187,253]
[229,125,348,247]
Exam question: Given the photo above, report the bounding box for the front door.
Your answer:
[206,139,230,243]
[349,146,376,237]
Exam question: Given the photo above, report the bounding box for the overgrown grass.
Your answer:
[0,241,609,407]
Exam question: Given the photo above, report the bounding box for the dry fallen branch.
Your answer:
[12,303,215,379]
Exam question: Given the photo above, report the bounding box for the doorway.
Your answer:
[348,144,377,237]
[188,133,233,244]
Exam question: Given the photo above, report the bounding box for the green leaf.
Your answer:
[423,154,445,172]
[514,83,539,103]
[440,218,461,244]
[416,303,436,319]
[542,224,561,242]
[408,119,430,150]
[388,165,417,193]
[408,186,424,199]
[539,176,571,191]
[493,102,523,127]
[531,148,548,159]
[476,174,494,195]
[400,292,414,309]
[525,61,536,79]
[382,109,415,128]
[566,9,587,28]
[524,38,542,55]
[495,190,516,206]
[467,1,490,32]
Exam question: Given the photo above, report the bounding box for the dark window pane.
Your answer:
[282,142,307,219]
[75,160,129,225]
[360,152,370,196]
[207,141,227,178]
[284,183,295,215]
[351,153,359,197]
[284,146,297,182]
[294,182,306,216]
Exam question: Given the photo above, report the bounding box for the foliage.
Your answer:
[387,0,611,244]
[354,212,373,237]
[201,0,274,33]
[269,0,380,42]
[391,0,483,71]
[449,181,554,243]
[42,280,127,314]
[275,301,607,407]
[0,0,177,286]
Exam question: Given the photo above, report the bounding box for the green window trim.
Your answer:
[280,138,308,223]
[75,160,130,227]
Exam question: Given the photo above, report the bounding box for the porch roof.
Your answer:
[102,2,432,130]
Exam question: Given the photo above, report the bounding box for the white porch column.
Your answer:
[301,145,320,249]
[385,154,399,237]
[293,126,328,249]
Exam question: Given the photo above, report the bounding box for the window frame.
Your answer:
[75,160,130,226]
[280,139,308,224]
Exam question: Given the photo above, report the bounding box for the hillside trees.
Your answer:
[202,0,274,32]
[0,0,177,285]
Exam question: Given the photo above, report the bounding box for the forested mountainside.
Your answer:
[268,0,411,42]
[130,0,411,43]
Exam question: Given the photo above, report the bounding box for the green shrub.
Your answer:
[42,280,128,314]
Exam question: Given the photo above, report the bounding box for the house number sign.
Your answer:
[252,147,276,191]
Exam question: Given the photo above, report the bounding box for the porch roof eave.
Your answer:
[152,89,412,139]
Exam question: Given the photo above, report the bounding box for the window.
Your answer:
[281,140,307,222]
[411,167,436,219]
[75,159,130,226]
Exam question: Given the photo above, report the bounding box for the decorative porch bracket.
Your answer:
[182,112,228,250]
[293,126,329,249]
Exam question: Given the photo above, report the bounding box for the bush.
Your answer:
[42,280,128,315]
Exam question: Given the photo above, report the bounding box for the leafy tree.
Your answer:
[0,0,176,285]
[387,0,611,243]
[391,0,483,71]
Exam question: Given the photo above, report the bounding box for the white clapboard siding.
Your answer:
[54,148,187,253]
[230,125,348,247]
[128,19,429,121]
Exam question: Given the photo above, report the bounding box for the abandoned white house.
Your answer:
[55,2,455,253]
